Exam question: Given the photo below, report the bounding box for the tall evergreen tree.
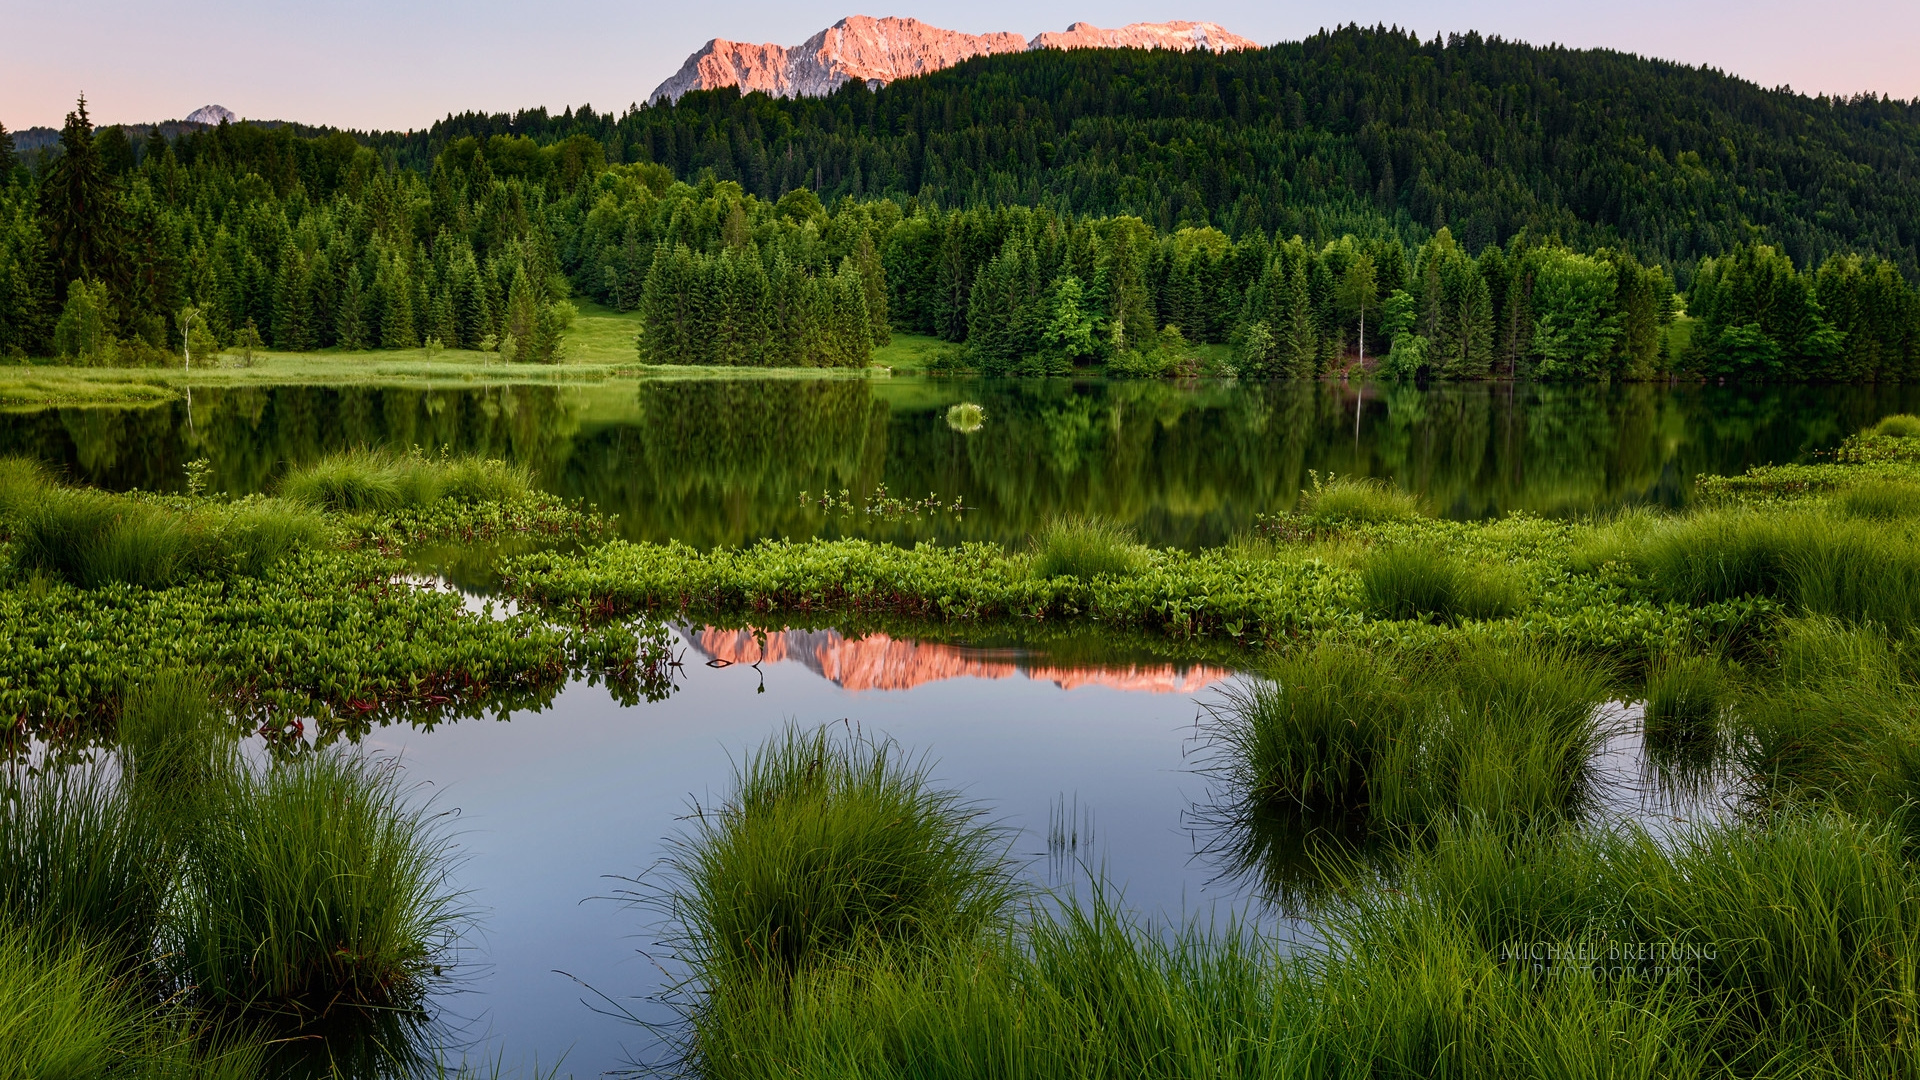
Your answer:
[39,97,123,306]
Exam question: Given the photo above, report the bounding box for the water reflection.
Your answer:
[689,625,1231,694]
[7,376,1914,549]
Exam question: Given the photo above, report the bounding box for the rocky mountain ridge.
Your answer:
[648,15,1256,103]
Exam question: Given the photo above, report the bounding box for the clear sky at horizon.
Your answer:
[3,0,1915,133]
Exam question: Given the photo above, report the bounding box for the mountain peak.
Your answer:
[184,104,235,126]
[649,15,1257,103]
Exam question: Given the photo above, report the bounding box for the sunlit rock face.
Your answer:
[692,626,1230,694]
[649,15,1257,103]
[649,16,1025,103]
[1027,20,1257,53]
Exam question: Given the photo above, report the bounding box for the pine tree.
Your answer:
[337,265,368,349]
[1279,261,1319,378]
[852,230,889,346]
[380,253,418,349]
[0,122,15,180]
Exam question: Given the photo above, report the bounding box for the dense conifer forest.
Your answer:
[1,25,1917,379]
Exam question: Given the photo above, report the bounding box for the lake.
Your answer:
[0,374,1885,1075]
[8,376,1916,548]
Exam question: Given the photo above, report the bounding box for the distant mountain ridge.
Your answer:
[648,15,1256,102]
[11,105,244,153]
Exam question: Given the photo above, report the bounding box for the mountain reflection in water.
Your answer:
[690,626,1232,693]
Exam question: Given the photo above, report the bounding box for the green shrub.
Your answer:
[666,726,1018,981]
[173,749,463,1023]
[1836,479,1920,519]
[1298,474,1422,525]
[1030,516,1149,579]
[1870,413,1920,438]
[1358,544,1524,623]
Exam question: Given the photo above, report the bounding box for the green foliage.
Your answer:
[172,748,463,1022]
[1029,516,1149,580]
[51,278,119,364]
[944,401,985,433]
[1358,545,1525,623]
[666,725,1018,981]
[0,762,168,963]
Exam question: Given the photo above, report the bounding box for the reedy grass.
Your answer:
[1871,413,1920,438]
[1297,473,1423,525]
[1643,653,1731,763]
[1640,508,1920,633]
[665,725,1019,983]
[687,811,1920,1079]
[1029,516,1149,580]
[1358,544,1525,623]
[0,923,263,1080]
[9,487,325,589]
[280,447,532,512]
[0,456,50,525]
[1204,643,1607,837]
[0,760,169,963]
[172,748,464,1024]
[1835,479,1920,520]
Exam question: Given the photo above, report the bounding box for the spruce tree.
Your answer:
[39,97,123,304]
[0,122,15,181]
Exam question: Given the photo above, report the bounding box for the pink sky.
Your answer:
[3,0,1914,132]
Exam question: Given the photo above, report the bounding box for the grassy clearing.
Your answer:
[872,333,957,373]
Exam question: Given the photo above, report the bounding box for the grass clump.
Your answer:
[0,456,50,525]
[1206,643,1607,835]
[172,748,463,1022]
[1358,544,1525,623]
[1871,413,1920,438]
[667,726,1018,982]
[944,401,986,433]
[1029,516,1149,580]
[0,762,169,963]
[1297,473,1422,525]
[280,447,531,512]
[1642,653,1730,754]
[1835,478,1920,519]
[8,488,324,589]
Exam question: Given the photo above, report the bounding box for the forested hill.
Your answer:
[372,26,1920,279]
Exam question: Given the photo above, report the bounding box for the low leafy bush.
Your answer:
[1029,516,1149,579]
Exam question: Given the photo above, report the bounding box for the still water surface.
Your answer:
[10,376,1919,547]
[0,376,1841,1074]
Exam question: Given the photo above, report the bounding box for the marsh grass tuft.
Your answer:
[0,455,50,525]
[666,725,1018,982]
[9,488,324,589]
[1642,653,1729,756]
[1358,544,1524,623]
[1205,643,1606,835]
[173,748,463,1023]
[0,762,169,964]
[945,402,986,433]
[1297,473,1422,525]
[1871,413,1920,438]
[281,447,532,512]
[1836,479,1920,519]
[1030,516,1149,579]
